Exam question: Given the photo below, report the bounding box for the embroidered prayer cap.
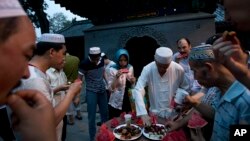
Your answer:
[89,47,101,55]
[189,43,215,61]
[0,0,26,18]
[38,33,65,43]
[154,47,173,64]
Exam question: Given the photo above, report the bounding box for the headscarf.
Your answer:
[111,48,132,70]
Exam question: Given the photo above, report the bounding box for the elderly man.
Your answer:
[17,33,82,141]
[0,0,56,140]
[133,47,189,125]
[189,43,250,140]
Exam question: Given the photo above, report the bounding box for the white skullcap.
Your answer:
[0,0,26,18]
[154,47,173,64]
[38,33,65,43]
[89,47,101,55]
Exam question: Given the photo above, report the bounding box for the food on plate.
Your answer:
[114,124,141,140]
[144,124,168,140]
[187,112,208,128]
[110,117,120,128]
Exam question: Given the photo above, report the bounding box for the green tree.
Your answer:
[49,12,72,33]
[19,0,49,33]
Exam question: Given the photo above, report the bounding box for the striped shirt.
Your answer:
[78,57,105,93]
[211,81,250,141]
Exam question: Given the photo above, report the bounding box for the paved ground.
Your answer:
[65,103,101,141]
[2,103,101,141]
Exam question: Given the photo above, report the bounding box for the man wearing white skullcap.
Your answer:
[78,47,109,141]
[0,0,57,141]
[133,47,189,125]
[16,33,82,141]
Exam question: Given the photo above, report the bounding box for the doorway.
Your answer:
[124,36,159,78]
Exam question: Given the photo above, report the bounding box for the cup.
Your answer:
[124,114,132,125]
[174,88,189,105]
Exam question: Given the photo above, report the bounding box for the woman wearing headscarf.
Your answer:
[107,48,136,119]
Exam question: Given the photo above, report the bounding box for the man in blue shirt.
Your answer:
[189,43,250,141]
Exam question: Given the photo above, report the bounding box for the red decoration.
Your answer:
[135,117,143,127]
[128,111,136,120]
[110,117,119,128]
[96,124,115,141]
[120,112,126,120]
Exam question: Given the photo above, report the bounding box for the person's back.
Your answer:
[63,53,80,83]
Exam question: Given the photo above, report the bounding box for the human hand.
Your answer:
[213,34,248,77]
[128,76,136,85]
[141,114,151,126]
[73,96,80,106]
[165,120,181,132]
[7,90,56,141]
[59,84,70,91]
[68,80,82,97]
[185,94,202,107]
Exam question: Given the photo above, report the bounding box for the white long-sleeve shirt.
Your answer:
[133,61,189,118]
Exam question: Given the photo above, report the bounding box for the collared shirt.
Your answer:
[173,52,201,93]
[201,87,221,108]
[211,81,250,141]
[133,61,189,118]
[108,66,134,110]
[18,65,55,107]
[46,68,67,106]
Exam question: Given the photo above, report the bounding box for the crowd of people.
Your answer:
[1,0,250,141]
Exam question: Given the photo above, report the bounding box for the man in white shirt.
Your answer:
[133,47,189,125]
[17,33,82,141]
[46,65,69,141]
